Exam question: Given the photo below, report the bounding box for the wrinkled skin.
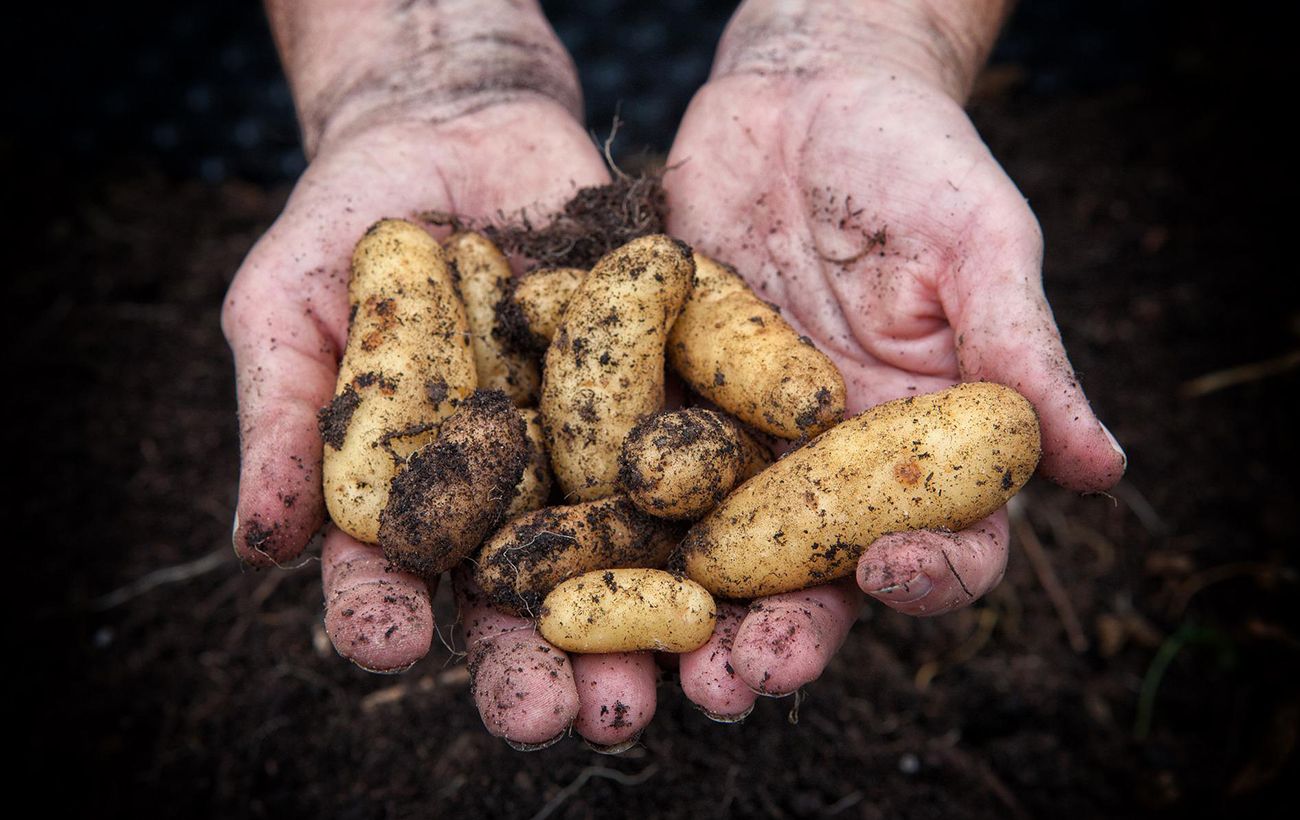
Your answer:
[223,102,656,746]
[664,69,1126,714]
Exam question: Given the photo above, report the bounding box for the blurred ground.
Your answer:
[9,1,1296,818]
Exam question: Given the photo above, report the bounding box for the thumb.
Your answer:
[942,221,1126,492]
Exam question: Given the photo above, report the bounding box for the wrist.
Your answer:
[712,0,1011,102]
[267,0,583,157]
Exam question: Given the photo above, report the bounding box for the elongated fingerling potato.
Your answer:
[321,219,476,543]
[682,382,1042,598]
[378,390,528,576]
[503,408,553,520]
[541,235,694,501]
[475,495,678,617]
[669,253,846,439]
[539,568,716,653]
[444,231,540,405]
[618,408,772,520]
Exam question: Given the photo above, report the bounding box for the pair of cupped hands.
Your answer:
[222,60,1125,749]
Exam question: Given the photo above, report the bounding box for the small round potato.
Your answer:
[668,253,846,439]
[618,408,772,520]
[475,495,678,617]
[540,235,694,501]
[681,382,1042,598]
[539,568,717,654]
[501,266,586,353]
[321,219,476,543]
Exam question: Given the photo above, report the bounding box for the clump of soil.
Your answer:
[427,171,668,269]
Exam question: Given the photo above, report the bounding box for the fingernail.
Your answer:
[867,572,932,604]
[697,702,755,724]
[352,658,418,676]
[505,729,567,752]
[1099,420,1127,470]
[231,510,241,553]
[583,730,642,755]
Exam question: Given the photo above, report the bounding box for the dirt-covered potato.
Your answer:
[500,266,586,353]
[539,568,717,653]
[475,495,678,617]
[540,235,694,501]
[321,219,476,543]
[618,408,772,521]
[444,231,540,405]
[378,390,528,576]
[682,382,1042,598]
[503,408,553,520]
[669,253,846,439]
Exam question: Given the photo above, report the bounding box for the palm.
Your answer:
[666,74,1040,415]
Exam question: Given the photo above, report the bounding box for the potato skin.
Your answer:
[681,382,1042,598]
[475,495,678,617]
[539,568,717,653]
[668,253,846,439]
[503,408,553,520]
[378,390,529,576]
[321,219,476,543]
[502,267,586,353]
[540,235,694,501]
[444,231,540,405]
[618,408,772,521]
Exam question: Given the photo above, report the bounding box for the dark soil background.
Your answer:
[9,1,1296,818]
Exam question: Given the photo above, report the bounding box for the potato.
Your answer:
[681,382,1042,598]
[539,568,717,653]
[321,219,476,543]
[669,253,846,439]
[618,408,772,521]
[540,235,694,501]
[378,390,529,576]
[502,266,586,352]
[498,252,845,440]
[443,231,540,405]
[503,408,553,520]
[475,495,678,617]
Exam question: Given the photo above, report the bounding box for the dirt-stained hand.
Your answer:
[667,55,1125,715]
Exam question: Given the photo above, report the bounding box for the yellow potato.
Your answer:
[668,253,846,439]
[321,219,475,543]
[681,382,1042,598]
[540,235,694,501]
[505,266,586,351]
[443,231,540,405]
[476,495,678,617]
[618,408,772,521]
[539,568,716,653]
[501,252,846,440]
[503,408,554,520]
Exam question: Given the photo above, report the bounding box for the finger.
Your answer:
[320,526,434,673]
[456,571,579,748]
[223,236,346,567]
[942,233,1126,493]
[857,508,1009,616]
[571,653,658,751]
[679,603,758,721]
[730,579,860,696]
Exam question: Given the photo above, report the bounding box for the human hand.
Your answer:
[224,1,656,749]
[666,0,1127,717]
